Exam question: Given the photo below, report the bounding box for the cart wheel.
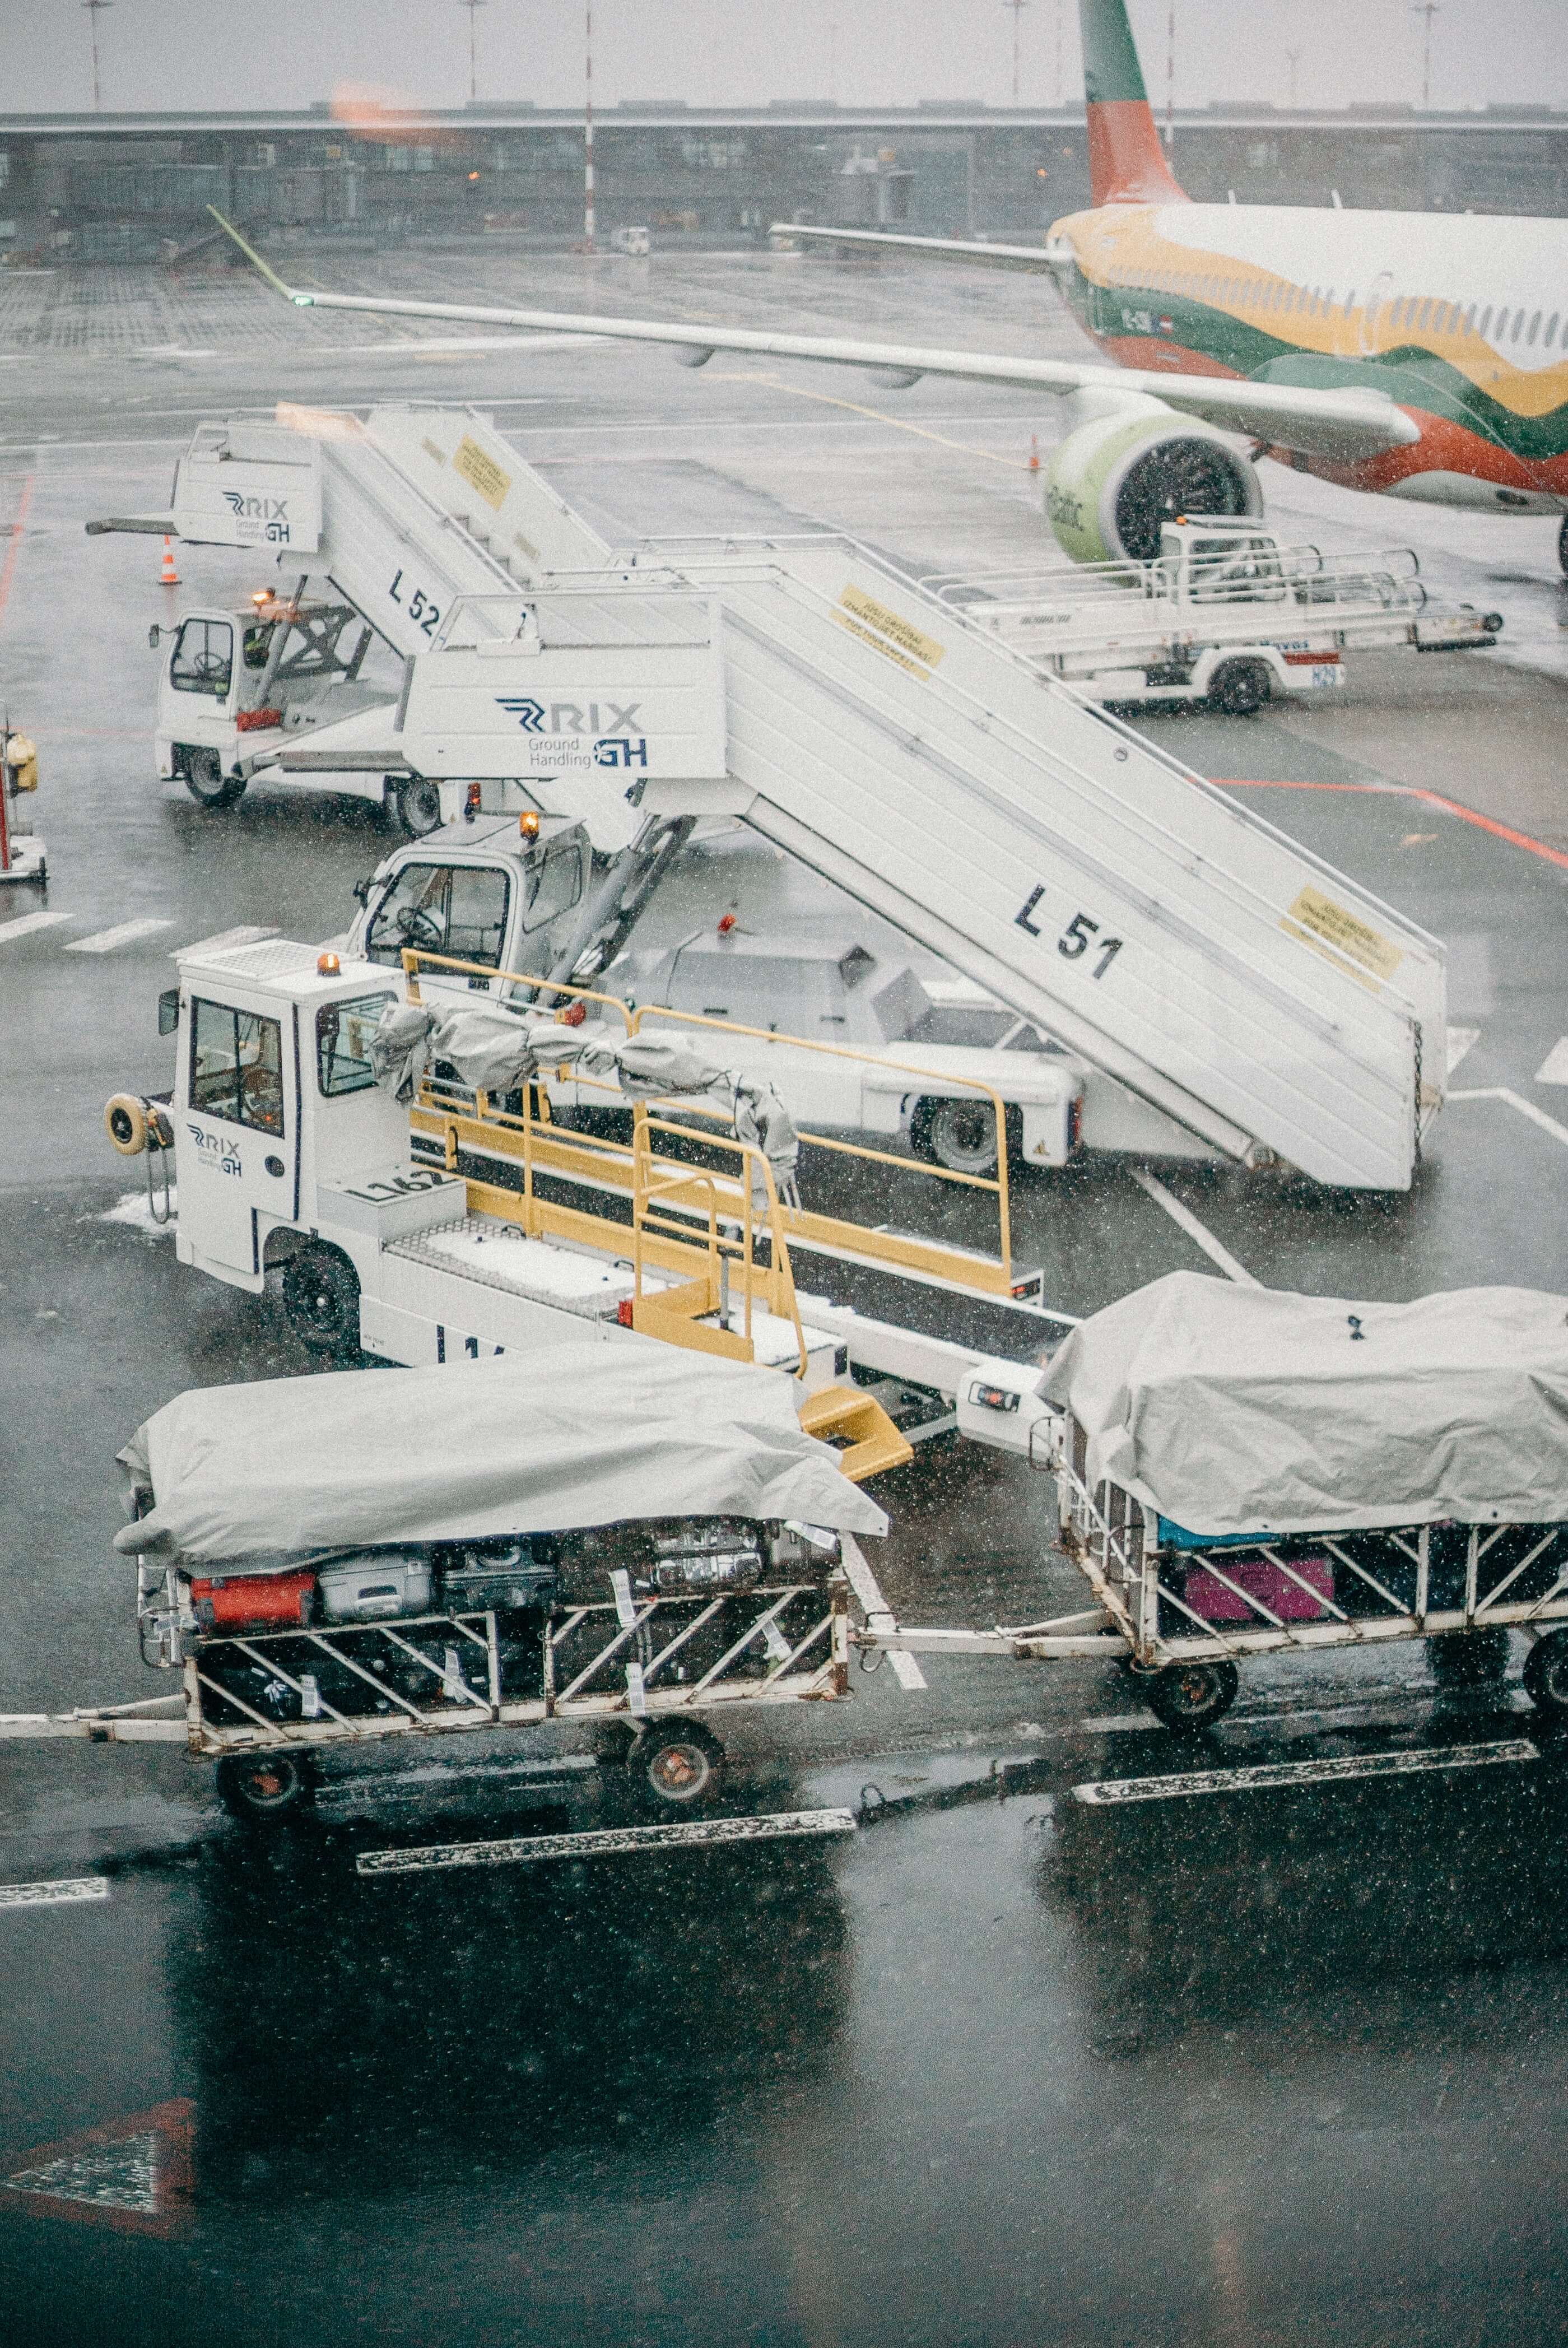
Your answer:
[1429,1628,1511,1686]
[1524,1630,1568,1719]
[281,1244,361,1357]
[1209,659,1270,718]
[1143,1659,1239,1731]
[215,1751,315,1822]
[635,1720,725,1810]
[394,777,444,838]
[182,746,246,808]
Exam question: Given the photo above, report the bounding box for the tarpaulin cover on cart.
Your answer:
[1041,1271,1568,1536]
[114,1340,887,1568]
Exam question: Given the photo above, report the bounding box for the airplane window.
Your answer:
[1479,306,1493,337]
[1463,304,1476,332]
[1511,311,1524,341]
[1547,315,1561,348]
[1528,310,1542,345]
[1414,299,1429,330]
[1343,289,1356,316]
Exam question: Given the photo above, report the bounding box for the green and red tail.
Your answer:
[1081,0,1188,207]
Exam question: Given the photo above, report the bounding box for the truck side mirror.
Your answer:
[352,875,374,907]
[148,623,162,650]
[157,987,180,1036]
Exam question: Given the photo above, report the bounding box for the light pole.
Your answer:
[1165,0,1175,150]
[583,0,595,251]
[82,0,113,112]
[457,0,486,103]
[1411,0,1439,108]
[1054,0,1064,106]
[1285,47,1300,108]
[1002,0,1030,105]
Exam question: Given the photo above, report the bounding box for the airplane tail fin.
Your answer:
[1080,0,1189,207]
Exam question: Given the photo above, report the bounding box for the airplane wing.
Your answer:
[769,221,1067,275]
[209,208,1419,465]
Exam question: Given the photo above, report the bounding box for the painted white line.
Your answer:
[1130,1167,1260,1287]
[1446,1026,1481,1076]
[0,1877,110,1911]
[64,918,174,956]
[1534,1038,1568,1087]
[0,909,69,945]
[1449,1087,1568,1153]
[172,923,278,961]
[1072,1737,1538,1807]
[357,1808,858,1875]
[840,1535,927,1690]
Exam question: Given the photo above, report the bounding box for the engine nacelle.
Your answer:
[1045,408,1263,565]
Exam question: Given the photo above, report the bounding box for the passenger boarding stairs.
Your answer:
[542,539,1443,1192]
[109,407,1443,1191]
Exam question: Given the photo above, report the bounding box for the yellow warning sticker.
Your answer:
[1281,885,1404,984]
[453,435,511,513]
[834,584,946,678]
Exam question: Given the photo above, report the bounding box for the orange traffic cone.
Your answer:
[160,535,180,585]
[1028,435,1040,474]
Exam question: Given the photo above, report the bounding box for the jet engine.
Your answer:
[1045,407,1263,565]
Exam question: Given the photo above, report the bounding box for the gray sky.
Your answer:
[6,0,1565,117]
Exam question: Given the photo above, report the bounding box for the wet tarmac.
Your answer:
[3,249,1568,2343]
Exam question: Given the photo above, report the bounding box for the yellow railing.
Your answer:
[395,948,1022,1319]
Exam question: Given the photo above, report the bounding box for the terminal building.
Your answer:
[2,99,1566,263]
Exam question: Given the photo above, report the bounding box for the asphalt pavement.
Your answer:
[2,248,1567,2345]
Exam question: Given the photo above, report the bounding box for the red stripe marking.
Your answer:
[0,472,35,630]
[1218,778,1568,872]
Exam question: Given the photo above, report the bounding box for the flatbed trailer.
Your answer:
[857,1412,1568,1728]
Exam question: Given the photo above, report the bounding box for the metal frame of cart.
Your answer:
[855,1417,1568,1727]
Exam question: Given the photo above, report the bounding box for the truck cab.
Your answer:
[151,595,414,823]
[345,812,596,992]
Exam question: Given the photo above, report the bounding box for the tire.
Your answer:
[1558,514,1568,578]
[181,745,245,807]
[281,1244,361,1357]
[394,777,444,838]
[215,1751,315,1822]
[914,1095,1002,1178]
[1209,660,1271,718]
[1524,1629,1568,1719]
[1429,1628,1511,1686]
[1143,1658,1240,1731]
[104,1093,148,1156]
[635,1719,726,1810]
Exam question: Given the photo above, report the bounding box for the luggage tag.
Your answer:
[609,1569,638,1629]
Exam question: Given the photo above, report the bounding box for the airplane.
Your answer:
[215,0,1568,574]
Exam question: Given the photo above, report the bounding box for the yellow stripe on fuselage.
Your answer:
[1055,206,1568,422]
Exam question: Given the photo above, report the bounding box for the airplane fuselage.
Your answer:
[1051,201,1568,513]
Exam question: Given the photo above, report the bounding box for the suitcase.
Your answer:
[442,1557,559,1615]
[190,1568,317,1635]
[1184,1553,1333,1624]
[317,1554,433,1624]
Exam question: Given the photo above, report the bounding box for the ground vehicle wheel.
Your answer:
[914,1095,1001,1178]
[181,745,245,807]
[1142,1658,1239,1731]
[394,777,444,838]
[215,1752,315,1822]
[1209,659,1270,718]
[1429,1628,1511,1686]
[1558,514,1568,578]
[1524,1630,1568,1718]
[281,1244,361,1357]
[635,1719,726,1810]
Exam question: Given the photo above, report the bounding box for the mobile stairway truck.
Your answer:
[855,1270,1568,1733]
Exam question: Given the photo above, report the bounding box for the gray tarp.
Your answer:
[115,1338,887,1568]
[1041,1271,1568,1535]
[372,1001,799,1199]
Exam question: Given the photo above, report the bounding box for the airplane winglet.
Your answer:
[205,207,314,306]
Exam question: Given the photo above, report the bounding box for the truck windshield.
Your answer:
[519,843,584,933]
[169,617,234,698]
[190,996,284,1134]
[365,862,510,971]
[317,992,395,1096]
